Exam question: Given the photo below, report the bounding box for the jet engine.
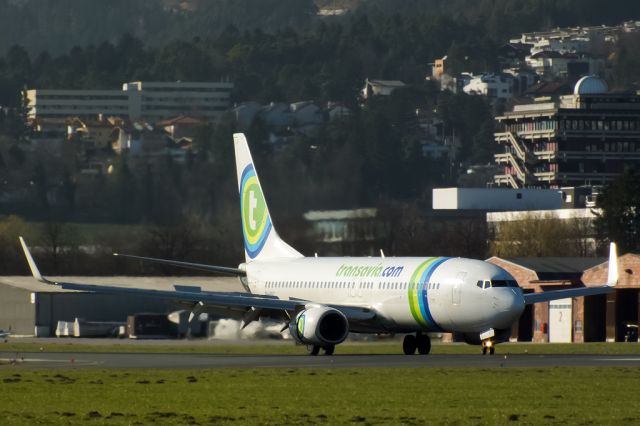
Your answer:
[289,306,349,346]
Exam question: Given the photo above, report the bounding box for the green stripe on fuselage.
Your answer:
[407,257,439,328]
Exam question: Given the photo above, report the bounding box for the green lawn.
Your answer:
[2,340,640,355]
[0,367,638,425]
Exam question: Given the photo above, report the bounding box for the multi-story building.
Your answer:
[525,51,603,80]
[24,81,234,122]
[462,73,514,99]
[494,76,640,189]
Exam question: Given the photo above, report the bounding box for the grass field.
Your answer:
[0,366,638,425]
[2,340,640,355]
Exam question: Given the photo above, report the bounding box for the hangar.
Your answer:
[488,253,640,342]
[0,276,242,336]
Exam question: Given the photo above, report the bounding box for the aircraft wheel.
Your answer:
[403,334,417,355]
[323,345,335,356]
[482,346,487,355]
[416,334,431,355]
[489,346,495,355]
[307,345,320,356]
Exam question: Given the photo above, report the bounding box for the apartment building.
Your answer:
[25,81,234,122]
[494,76,640,188]
[462,73,513,99]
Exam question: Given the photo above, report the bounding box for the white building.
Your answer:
[462,73,513,99]
[525,51,603,79]
[25,81,234,122]
[432,187,562,211]
[361,79,406,99]
[530,37,590,56]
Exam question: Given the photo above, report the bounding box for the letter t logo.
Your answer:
[249,190,258,230]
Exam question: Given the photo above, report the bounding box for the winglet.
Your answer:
[607,242,618,287]
[18,237,53,284]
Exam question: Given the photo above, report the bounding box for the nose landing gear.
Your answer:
[481,340,495,355]
[403,333,431,355]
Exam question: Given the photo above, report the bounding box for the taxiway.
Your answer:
[2,352,640,369]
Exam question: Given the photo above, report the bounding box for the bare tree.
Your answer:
[489,212,595,257]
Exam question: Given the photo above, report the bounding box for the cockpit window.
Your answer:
[491,280,519,288]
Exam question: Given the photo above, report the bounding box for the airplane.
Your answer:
[19,133,619,356]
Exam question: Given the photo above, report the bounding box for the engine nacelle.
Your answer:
[289,306,349,346]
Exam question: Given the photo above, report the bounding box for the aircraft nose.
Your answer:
[508,289,525,319]
[493,288,524,328]
[494,288,525,324]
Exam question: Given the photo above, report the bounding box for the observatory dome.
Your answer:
[574,76,608,95]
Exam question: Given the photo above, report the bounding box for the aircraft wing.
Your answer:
[19,237,376,321]
[112,253,246,276]
[523,286,613,304]
[523,242,619,305]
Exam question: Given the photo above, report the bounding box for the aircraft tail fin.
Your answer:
[233,133,303,262]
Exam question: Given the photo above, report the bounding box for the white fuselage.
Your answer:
[244,256,525,334]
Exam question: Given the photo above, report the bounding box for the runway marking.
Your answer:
[595,358,640,362]
[0,358,69,363]
[0,357,95,364]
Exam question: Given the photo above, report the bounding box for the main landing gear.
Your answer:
[307,345,335,356]
[402,333,431,355]
[482,340,495,355]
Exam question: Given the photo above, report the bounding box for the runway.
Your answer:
[2,351,640,369]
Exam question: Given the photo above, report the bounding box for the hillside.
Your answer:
[2,0,640,55]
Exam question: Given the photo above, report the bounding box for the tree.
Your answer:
[594,170,640,254]
[0,215,29,274]
[39,220,76,274]
[489,211,596,257]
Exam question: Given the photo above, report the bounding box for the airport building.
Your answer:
[24,80,234,122]
[432,187,562,211]
[494,76,640,188]
[0,276,241,337]
[488,253,640,342]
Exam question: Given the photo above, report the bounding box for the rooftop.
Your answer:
[366,79,406,88]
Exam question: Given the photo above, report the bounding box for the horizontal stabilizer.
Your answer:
[113,253,246,276]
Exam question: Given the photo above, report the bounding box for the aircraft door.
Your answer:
[452,283,461,306]
[348,282,361,299]
[452,272,466,306]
